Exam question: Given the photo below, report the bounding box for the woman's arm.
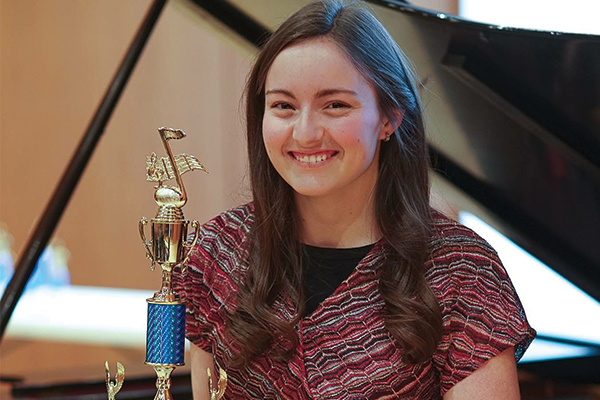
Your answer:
[190,343,216,400]
[443,347,520,400]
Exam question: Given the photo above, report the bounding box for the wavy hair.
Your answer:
[227,0,442,367]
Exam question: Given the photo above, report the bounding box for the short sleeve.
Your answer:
[172,246,217,353]
[172,205,253,356]
[431,236,536,395]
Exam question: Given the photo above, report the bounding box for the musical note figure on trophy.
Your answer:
[141,127,207,274]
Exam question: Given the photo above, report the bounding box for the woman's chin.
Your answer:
[290,183,335,199]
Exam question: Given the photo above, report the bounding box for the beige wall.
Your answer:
[0,0,254,291]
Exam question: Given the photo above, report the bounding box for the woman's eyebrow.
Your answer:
[316,88,358,98]
[265,89,296,99]
[265,88,358,99]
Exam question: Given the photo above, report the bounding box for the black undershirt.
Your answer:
[303,243,375,316]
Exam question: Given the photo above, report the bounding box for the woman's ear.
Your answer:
[380,109,405,141]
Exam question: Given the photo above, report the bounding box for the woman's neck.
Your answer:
[295,188,380,248]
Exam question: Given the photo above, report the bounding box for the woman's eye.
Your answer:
[327,102,349,109]
[272,102,294,110]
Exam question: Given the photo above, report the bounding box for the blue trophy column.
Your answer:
[146,301,186,365]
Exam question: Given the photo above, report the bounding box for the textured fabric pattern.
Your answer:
[172,204,535,399]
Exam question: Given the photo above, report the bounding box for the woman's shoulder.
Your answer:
[195,202,254,250]
[187,203,254,273]
[426,209,510,304]
[199,202,255,239]
[429,209,502,266]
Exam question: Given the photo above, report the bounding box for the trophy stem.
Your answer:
[153,365,175,400]
[161,269,173,292]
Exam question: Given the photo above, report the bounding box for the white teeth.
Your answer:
[295,154,330,163]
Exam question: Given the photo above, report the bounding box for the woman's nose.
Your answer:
[292,110,323,144]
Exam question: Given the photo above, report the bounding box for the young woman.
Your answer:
[174,1,535,398]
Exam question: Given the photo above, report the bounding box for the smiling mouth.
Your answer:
[290,151,338,164]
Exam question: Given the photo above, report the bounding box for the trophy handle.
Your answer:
[139,217,155,271]
[181,220,200,273]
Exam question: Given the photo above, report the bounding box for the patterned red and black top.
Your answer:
[173,203,535,399]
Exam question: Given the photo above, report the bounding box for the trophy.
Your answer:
[105,127,227,400]
[105,362,125,400]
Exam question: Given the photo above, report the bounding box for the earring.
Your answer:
[383,133,391,142]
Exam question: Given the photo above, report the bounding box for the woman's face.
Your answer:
[262,38,390,202]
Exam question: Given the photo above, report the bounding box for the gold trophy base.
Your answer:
[151,364,176,400]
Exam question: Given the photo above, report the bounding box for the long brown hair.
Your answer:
[227,0,442,367]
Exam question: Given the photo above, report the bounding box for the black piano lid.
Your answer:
[356,0,600,304]
[371,0,600,164]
